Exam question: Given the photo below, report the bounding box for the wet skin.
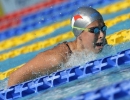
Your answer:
[78,19,106,53]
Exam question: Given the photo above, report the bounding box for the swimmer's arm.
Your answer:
[8,45,67,87]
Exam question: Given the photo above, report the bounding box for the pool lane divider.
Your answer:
[0,19,70,51]
[0,12,130,54]
[0,0,67,24]
[98,0,130,14]
[0,29,130,62]
[0,0,120,34]
[65,78,130,100]
[0,0,127,41]
[0,29,130,80]
[1,48,130,99]
[0,0,68,32]
[0,64,23,80]
[105,13,130,28]
[20,0,119,27]
[0,31,74,61]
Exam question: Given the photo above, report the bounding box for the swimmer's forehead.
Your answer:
[86,19,105,28]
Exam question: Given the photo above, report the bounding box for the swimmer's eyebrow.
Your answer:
[99,22,106,27]
[89,23,106,28]
[90,23,106,28]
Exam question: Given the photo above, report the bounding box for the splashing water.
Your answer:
[63,49,97,69]
[0,79,8,90]
[0,44,117,90]
[60,44,117,70]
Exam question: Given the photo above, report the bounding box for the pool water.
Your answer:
[19,62,130,100]
[0,0,130,100]
[18,42,130,100]
[1,42,130,100]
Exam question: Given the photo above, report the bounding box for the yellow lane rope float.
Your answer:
[0,13,130,61]
[0,0,130,51]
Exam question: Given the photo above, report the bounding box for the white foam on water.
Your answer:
[62,49,97,69]
[0,79,8,90]
[60,44,117,70]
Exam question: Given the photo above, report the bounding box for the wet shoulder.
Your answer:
[52,42,71,56]
[40,42,71,62]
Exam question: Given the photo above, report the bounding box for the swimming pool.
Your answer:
[0,0,130,100]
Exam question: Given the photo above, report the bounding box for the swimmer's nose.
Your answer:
[98,30,106,39]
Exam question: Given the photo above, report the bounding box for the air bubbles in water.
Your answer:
[60,44,117,70]
[0,79,8,90]
[61,49,97,70]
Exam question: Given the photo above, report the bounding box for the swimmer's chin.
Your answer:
[93,48,103,53]
[85,48,102,54]
[94,45,104,53]
[84,46,103,54]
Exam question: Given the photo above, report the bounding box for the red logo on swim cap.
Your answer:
[72,14,83,27]
[74,15,83,21]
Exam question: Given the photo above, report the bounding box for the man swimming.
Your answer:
[8,7,107,87]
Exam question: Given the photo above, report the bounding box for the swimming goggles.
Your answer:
[72,25,107,34]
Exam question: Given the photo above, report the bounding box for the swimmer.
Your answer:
[8,7,107,87]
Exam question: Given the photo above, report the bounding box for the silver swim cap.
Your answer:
[71,7,103,37]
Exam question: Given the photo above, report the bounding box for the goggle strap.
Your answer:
[72,26,89,31]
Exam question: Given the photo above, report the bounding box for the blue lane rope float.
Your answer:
[0,0,118,41]
[0,48,130,100]
[21,0,117,24]
[65,79,130,100]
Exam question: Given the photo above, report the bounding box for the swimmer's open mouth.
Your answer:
[95,42,103,46]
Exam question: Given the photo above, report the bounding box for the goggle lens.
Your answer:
[89,25,107,34]
[102,26,107,32]
[94,28,100,34]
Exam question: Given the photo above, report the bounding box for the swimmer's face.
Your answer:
[79,20,106,53]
